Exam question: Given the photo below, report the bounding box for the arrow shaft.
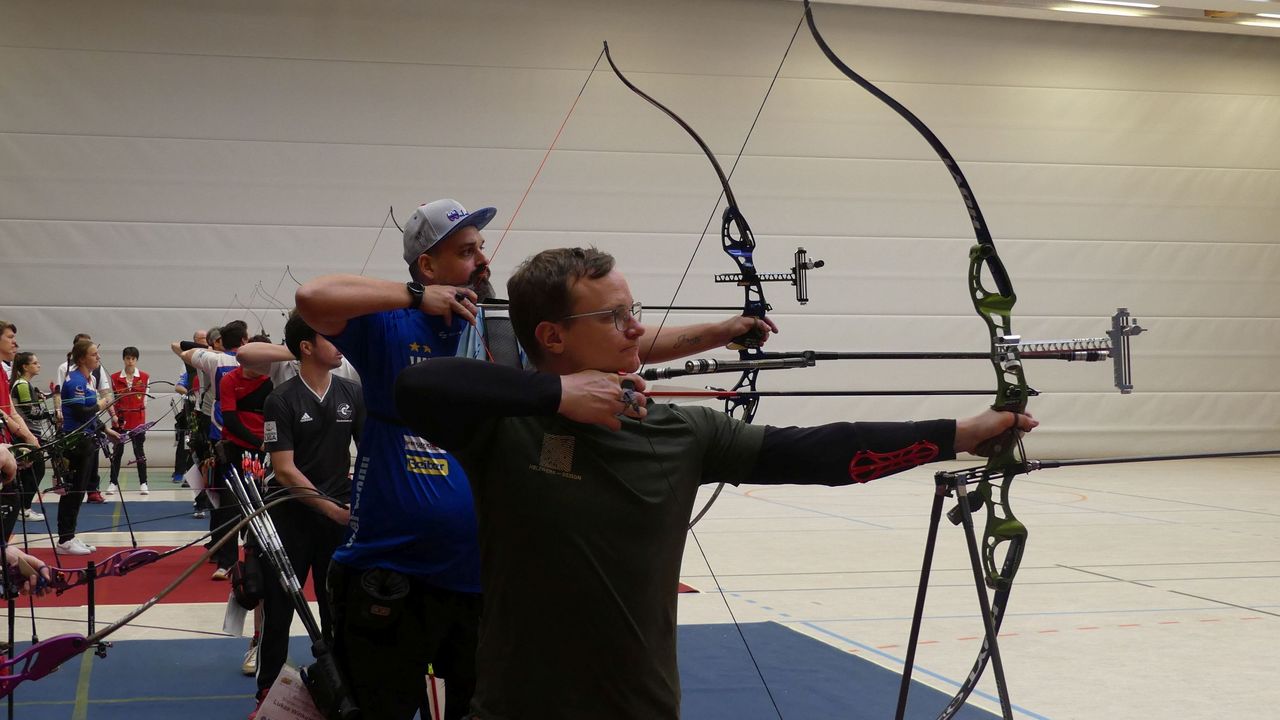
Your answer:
[1037,449,1280,468]
[648,389,1006,398]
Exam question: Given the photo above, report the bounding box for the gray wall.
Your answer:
[3,0,1278,458]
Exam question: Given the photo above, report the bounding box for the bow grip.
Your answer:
[727,321,768,351]
[974,391,1028,457]
[972,423,1015,459]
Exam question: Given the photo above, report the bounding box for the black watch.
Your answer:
[405,281,425,310]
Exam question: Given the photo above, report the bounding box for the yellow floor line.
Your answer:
[71,648,94,720]
[19,693,249,707]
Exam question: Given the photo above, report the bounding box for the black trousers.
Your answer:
[16,454,43,511]
[0,500,15,541]
[191,414,214,511]
[56,440,97,543]
[210,442,248,570]
[173,427,192,480]
[329,562,480,720]
[0,475,23,540]
[255,502,345,696]
[109,432,147,485]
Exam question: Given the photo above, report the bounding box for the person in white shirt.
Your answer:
[175,320,250,573]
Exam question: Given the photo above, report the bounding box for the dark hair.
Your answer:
[122,346,139,359]
[221,320,249,350]
[66,333,91,364]
[249,333,271,344]
[507,247,615,364]
[12,352,37,378]
[283,310,317,360]
[0,320,15,334]
[70,339,96,368]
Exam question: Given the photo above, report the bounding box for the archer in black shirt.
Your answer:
[252,313,364,708]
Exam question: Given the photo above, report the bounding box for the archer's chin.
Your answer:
[619,354,642,374]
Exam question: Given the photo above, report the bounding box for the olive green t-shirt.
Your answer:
[454,403,765,720]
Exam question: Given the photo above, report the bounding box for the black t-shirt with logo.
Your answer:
[262,374,364,503]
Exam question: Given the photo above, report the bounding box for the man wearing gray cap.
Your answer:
[297,198,779,719]
[296,198,495,720]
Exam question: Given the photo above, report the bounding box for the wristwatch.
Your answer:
[405,281,425,310]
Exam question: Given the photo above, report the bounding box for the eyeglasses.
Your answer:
[558,302,643,332]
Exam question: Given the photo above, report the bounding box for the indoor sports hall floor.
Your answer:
[6,458,1276,719]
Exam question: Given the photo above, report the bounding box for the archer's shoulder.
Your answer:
[643,402,735,430]
[654,403,766,449]
[266,375,302,396]
[190,349,217,367]
[332,375,363,396]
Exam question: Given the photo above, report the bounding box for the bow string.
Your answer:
[602,25,808,529]
[602,19,809,717]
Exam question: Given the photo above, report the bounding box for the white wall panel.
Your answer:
[0,47,603,149]
[2,0,1278,458]
[755,81,1280,170]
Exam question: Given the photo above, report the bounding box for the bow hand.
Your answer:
[722,314,777,351]
[956,409,1038,457]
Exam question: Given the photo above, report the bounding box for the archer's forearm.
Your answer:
[640,321,733,364]
[236,342,293,372]
[296,274,413,336]
[273,464,337,515]
[395,357,559,450]
[748,420,957,487]
[1,410,37,446]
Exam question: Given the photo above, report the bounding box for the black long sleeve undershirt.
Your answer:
[748,420,955,486]
[396,358,956,487]
[177,341,201,380]
[222,410,261,449]
[395,358,560,453]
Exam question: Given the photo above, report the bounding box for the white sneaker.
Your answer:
[241,641,259,676]
[57,538,93,555]
[139,482,150,495]
[105,482,118,496]
[20,508,44,521]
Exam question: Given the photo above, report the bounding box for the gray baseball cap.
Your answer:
[402,198,497,266]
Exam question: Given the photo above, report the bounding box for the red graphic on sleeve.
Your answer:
[848,441,940,483]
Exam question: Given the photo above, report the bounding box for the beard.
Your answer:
[468,267,495,301]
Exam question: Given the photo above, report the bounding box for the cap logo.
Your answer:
[446,208,468,222]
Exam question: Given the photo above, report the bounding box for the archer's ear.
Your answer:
[533,321,565,357]
[415,254,436,283]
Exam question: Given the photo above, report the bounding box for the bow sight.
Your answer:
[715,246,825,306]
[645,308,1146,395]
